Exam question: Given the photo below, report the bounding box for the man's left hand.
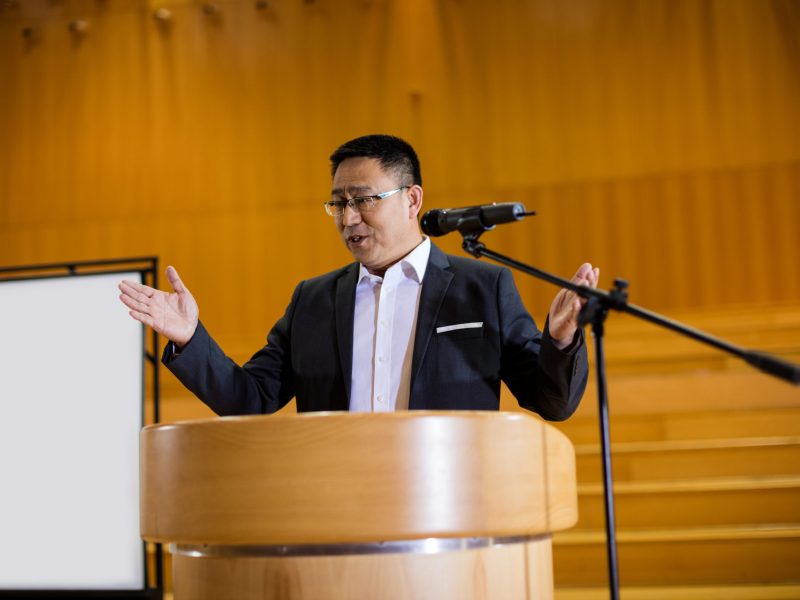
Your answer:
[548,263,600,350]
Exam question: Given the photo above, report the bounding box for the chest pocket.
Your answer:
[436,324,484,341]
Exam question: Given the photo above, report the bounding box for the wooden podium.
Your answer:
[140,411,578,599]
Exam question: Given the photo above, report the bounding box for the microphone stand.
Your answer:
[457,228,800,600]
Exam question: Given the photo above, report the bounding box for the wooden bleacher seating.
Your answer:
[537,304,800,599]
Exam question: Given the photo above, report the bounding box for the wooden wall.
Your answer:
[1,0,798,417]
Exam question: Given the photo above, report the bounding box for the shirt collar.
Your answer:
[358,237,431,284]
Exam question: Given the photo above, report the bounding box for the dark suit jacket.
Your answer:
[165,244,589,420]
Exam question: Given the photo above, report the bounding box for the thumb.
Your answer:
[165,265,187,294]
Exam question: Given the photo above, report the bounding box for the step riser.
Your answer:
[555,409,800,446]
[573,487,800,529]
[576,445,800,482]
[554,584,800,600]
[562,371,800,417]
[553,537,800,586]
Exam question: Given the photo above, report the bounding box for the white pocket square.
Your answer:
[436,322,483,334]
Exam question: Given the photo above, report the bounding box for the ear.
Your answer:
[406,185,423,220]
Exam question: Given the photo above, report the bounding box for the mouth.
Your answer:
[347,234,368,247]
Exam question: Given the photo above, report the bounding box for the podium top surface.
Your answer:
[140,411,577,545]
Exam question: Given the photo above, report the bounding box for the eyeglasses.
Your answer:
[323,186,409,217]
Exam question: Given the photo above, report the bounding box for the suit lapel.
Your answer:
[335,263,359,406]
[410,245,453,399]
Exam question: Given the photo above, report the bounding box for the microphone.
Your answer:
[420,203,534,237]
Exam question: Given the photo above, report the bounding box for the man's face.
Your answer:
[332,157,422,275]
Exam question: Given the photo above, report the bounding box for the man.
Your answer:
[119,134,598,419]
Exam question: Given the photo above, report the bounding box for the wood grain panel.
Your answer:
[172,538,554,600]
[1,0,798,424]
[140,412,578,544]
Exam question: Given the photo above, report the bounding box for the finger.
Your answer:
[579,266,598,289]
[120,279,154,296]
[120,293,149,314]
[561,290,578,309]
[551,288,570,313]
[120,280,155,301]
[571,262,593,284]
[549,296,583,342]
[580,268,596,289]
[166,266,186,294]
[128,309,154,328]
[559,295,579,318]
[119,280,154,304]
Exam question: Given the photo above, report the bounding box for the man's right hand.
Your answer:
[119,266,199,347]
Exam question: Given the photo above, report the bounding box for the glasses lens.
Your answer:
[325,193,387,216]
[325,201,344,216]
[353,197,376,212]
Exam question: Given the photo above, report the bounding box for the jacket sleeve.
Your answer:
[162,283,302,416]
[497,268,589,421]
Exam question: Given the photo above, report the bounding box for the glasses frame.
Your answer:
[324,186,409,217]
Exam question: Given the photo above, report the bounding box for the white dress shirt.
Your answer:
[349,237,431,412]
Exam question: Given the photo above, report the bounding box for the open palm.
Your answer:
[119,266,199,346]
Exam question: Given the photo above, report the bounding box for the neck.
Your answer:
[365,235,425,277]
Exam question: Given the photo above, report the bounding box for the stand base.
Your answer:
[172,537,554,599]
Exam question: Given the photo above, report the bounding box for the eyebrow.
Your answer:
[331,185,374,196]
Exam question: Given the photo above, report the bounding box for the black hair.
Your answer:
[329,134,422,186]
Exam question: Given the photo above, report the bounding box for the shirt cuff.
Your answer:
[162,331,195,364]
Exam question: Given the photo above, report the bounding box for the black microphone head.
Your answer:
[421,203,528,237]
[420,209,448,237]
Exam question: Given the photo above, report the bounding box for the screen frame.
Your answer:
[0,257,162,600]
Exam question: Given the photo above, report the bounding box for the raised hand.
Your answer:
[547,263,600,350]
[118,266,199,346]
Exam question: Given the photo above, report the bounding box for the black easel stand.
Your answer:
[459,232,800,600]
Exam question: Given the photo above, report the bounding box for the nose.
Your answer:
[341,202,362,227]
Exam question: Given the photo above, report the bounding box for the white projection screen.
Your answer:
[0,269,146,591]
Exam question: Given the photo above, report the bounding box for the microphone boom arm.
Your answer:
[460,234,800,385]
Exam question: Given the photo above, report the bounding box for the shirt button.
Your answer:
[380,320,387,327]
[378,355,385,363]
[376,395,383,403]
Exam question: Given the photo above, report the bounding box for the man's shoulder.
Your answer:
[432,244,508,280]
[445,252,505,273]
